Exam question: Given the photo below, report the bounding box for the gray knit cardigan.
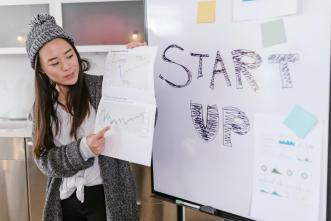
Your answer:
[33,74,138,221]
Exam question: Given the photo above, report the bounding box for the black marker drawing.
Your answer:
[190,53,209,79]
[159,44,192,88]
[190,102,219,142]
[210,51,231,89]
[268,54,299,88]
[222,107,250,147]
[231,49,262,91]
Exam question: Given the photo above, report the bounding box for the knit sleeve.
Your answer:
[37,142,94,178]
[79,136,97,160]
[32,117,94,178]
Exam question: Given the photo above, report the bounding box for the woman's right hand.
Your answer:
[86,126,110,155]
[126,41,147,49]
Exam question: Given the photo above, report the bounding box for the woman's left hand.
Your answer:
[126,42,147,49]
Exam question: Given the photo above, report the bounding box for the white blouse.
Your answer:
[53,103,103,203]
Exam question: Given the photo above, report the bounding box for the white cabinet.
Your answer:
[0,138,29,221]
[61,0,145,49]
[0,54,34,119]
[0,0,145,54]
[0,1,50,54]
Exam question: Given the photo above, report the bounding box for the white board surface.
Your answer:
[147,0,330,220]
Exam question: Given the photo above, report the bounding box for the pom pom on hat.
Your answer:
[29,14,56,27]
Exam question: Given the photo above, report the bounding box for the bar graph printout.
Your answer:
[250,114,322,221]
[95,47,157,166]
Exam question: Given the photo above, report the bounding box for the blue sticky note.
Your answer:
[283,105,317,138]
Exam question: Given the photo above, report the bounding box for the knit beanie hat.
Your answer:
[25,14,75,69]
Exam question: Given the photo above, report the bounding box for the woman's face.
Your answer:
[39,38,79,86]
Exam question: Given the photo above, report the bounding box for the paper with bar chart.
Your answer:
[250,114,322,221]
[95,46,157,166]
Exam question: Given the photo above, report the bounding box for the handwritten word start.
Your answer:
[159,44,299,91]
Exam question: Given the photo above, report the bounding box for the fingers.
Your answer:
[93,136,105,147]
[95,126,110,139]
[86,127,109,155]
[126,42,133,49]
[93,138,105,155]
[88,136,105,155]
[126,42,147,49]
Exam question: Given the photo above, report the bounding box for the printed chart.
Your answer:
[251,115,322,221]
[96,46,157,166]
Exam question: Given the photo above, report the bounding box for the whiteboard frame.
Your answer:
[326,82,331,220]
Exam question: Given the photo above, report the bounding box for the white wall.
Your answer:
[0,55,34,119]
[0,52,107,119]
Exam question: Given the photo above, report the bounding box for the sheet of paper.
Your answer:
[261,19,287,47]
[250,114,322,221]
[197,1,216,24]
[102,46,157,103]
[95,46,157,166]
[233,0,297,21]
[95,98,156,166]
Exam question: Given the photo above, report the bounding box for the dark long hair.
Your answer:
[33,38,91,158]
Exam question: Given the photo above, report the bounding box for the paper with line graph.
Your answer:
[95,98,156,166]
[96,46,157,166]
[102,46,157,103]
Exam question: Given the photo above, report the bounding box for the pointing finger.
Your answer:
[96,126,110,139]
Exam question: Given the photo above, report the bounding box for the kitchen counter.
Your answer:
[0,120,32,137]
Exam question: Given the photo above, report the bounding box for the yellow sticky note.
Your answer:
[197,1,216,23]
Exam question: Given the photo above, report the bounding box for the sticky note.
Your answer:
[260,19,287,47]
[197,1,216,23]
[283,105,318,138]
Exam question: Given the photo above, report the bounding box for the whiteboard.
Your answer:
[147,0,331,220]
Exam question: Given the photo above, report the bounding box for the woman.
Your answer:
[26,14,144,221]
